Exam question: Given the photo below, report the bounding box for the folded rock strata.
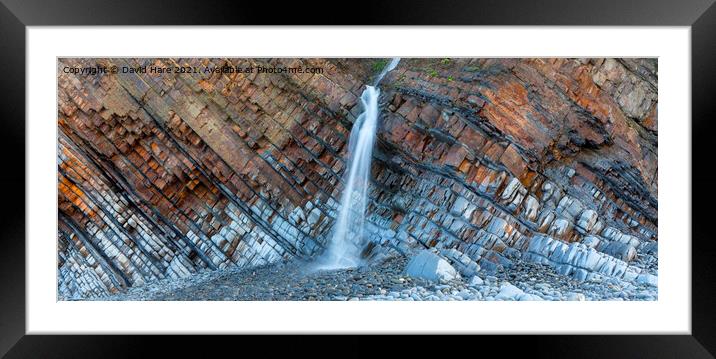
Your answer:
[57,58,657,299]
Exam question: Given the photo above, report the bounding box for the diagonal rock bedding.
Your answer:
[57,58,658,300]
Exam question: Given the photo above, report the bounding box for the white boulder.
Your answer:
[495,282,525,300]
[405,250,460,282]
[565,292,586,301]
[468,275,484,287]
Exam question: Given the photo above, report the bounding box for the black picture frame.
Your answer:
[1,0,714,357]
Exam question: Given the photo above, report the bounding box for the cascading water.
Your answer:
[319,58,401,269]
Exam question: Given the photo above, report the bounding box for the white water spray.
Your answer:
[319,58,400,269]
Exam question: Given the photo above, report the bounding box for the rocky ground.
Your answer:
[84,253,657,301]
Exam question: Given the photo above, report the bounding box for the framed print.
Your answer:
[1,0,715,357]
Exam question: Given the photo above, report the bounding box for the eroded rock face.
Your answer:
[57,58,657,299]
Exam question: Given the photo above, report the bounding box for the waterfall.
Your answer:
[319,58,400,269]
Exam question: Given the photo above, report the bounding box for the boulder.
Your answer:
[518,293,544,301]
[495,282,524,300]
[495,282,543,300]
[405,250,460,282]
[636,273,658,287]
[565,292,586,301]
[468,275,484,286]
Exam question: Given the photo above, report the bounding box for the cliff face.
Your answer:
[57,58,657,299]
